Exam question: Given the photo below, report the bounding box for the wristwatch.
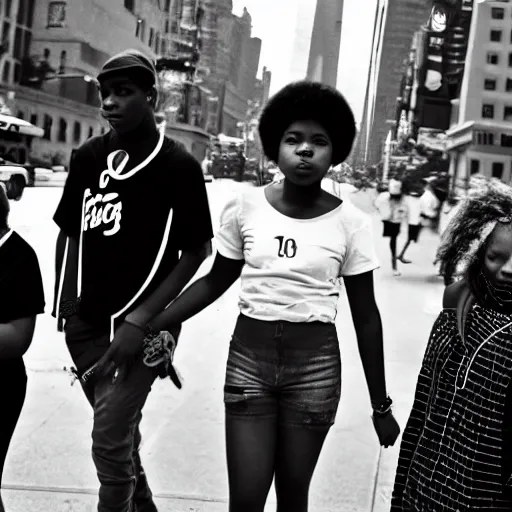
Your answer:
[372,396,393,416]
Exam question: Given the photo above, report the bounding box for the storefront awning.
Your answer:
[0,114,44,138]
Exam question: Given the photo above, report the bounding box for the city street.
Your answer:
[2,181,445,512]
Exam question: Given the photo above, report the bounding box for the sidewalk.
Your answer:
[2,186,445,511]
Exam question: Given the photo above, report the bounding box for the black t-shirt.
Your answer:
[0,231,46,381]
[53,130,213,329]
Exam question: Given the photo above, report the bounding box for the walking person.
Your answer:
[397,181,424,264]
[0,183,45,512]
[391,178,512,511]
[52,49,213,512]
[99,81,401,512]
[374,178,408,276]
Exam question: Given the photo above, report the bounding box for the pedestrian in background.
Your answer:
[391,178,512,511]
[0,183,45,512]
[397,180,424,264]
[374,178,408,276]
[142,80,400,512]
[52,49,213,512]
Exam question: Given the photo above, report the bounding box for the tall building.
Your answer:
[8,0,165,165]
[447,0,512,191]
[358,0,432,166]
[306,0,344,87]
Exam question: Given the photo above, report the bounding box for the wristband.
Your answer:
[372,396,393,416]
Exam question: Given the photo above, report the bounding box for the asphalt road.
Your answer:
[2,182,445,511]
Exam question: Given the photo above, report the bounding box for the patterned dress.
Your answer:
[391,303,512,511]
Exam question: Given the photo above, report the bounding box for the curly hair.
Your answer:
[435,177,512,283]
[258,81,356,166]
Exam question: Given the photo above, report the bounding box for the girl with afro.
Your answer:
[147,81,400,511]
[391,177,512,510]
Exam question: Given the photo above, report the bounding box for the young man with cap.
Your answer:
[52,49,213,512]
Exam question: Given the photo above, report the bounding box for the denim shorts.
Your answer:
[224,314,342,428]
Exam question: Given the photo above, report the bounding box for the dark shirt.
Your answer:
[53,130,213,329]
[0,231,45,382]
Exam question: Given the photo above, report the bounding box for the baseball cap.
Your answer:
[97,49,157,86]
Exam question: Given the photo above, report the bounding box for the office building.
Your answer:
[447,0,512,191]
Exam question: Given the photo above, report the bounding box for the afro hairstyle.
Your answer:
[258,81,356,167]
[435,176,512,284]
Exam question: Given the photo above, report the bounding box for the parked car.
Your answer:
[0,159,30,200]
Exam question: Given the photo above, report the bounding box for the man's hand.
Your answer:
[96,321,147,379]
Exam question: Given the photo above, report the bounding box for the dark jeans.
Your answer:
[64,315,158,512]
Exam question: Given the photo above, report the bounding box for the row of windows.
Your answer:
[482,103,512,120]
[484,76,512,91]
[474,131,512,148]
[490,28,512,43]
[135,19,163,54]
[485,51,512,66]
[470,159,506,180]
[17,111,105,143]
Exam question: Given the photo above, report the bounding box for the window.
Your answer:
[154,32,160,53]
[88,126,93,138]
[136,18,146,40]
[124,0,134,11]
[43,114,53,140]
[493,162,504,180]
[73,121,81,143]
[58,117,67,142]
[509,53,512,67]
[485,78,497,90]
[16,110,24,119]
[476,131,494,145]
[470,159,480,175]
[502,134,512,147]
[491,29,502,42]
[47,1,67,28]
[482,104,495,118]
[100,127,105,134]
[505,106,512,121]
[507,78,512,92]
[5,0,11,18]
[29,113,38,126]
[492,7,505,19]
[149,28,155,48]
[17,0,36,28]
[487,52,499,65]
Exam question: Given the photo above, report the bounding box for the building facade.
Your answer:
[359,0,432,166]
[306,0,344,87]
[447,0,512,191]
[9,0,166,165]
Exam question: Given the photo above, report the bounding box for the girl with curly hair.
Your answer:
[140,81,400,511]
[391,177,512,511]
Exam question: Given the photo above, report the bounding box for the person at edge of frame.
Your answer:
[51,49,213,512]
[97,80,401,512]
[391,178,512,511]
[0,182,45,512]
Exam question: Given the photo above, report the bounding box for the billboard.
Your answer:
[416,0,474,131]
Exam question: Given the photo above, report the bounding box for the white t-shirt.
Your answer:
[215,187,379,323]
[406,195,422,225]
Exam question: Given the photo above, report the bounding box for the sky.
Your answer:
[232,0,379,123]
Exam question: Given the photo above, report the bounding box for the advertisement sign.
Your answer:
[419,0,474,100]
